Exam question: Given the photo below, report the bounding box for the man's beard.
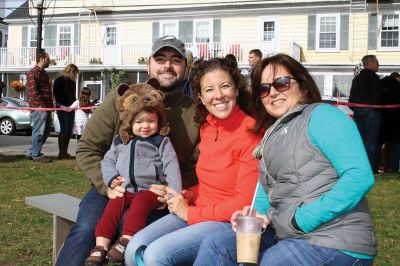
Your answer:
[156,68,182,92]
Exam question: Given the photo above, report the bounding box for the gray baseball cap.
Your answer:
[151,35,186,59]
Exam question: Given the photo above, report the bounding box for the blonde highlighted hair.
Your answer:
[62,64,79,81]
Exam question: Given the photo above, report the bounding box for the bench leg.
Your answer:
[53,215,74,265]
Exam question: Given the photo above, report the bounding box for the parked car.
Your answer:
[0,97,32,135]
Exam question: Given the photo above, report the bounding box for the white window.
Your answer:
[379,13,399,49]
[263,21,275,41]
[332,75,353,97]
[160,21,178,37]
[310,73,352,98]
[84,80,102,102]
[57,25,73,46]
[194,20,212,43]
[317,14,340,51]
[29,26,37,47]
[105,26,117,46]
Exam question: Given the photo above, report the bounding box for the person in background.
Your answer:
[0,80,5,98]
[248,49,263,68]
[84,82,182,266]
[61,87,92,141]
[182,50,194,98]
[379,72,400,173]
[54,64,79,159]
[349,55,382,173]
[225,53,238,69]
[25,50,53,162]
[56,35,199,266]
[194,53,376,266]
[241,49,263,92]
[124,58,261,266]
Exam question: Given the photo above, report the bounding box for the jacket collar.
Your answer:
[204,105,245,131]
[163,89,185,107]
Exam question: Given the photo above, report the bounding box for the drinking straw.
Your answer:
[248,182,259,216]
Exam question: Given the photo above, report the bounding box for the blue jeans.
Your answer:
[26,111,52,158]
[57,110,75,136]
[353,108,381,172]
[125,216,232,266]
[56,186,168,266]
[194,227,374,266]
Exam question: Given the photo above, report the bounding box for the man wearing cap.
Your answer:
[56,35,199,266]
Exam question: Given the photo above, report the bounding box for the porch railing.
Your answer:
[0,41,277,68]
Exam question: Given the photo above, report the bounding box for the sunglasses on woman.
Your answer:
[258,76,299,98]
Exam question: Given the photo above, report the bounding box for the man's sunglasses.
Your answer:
[258,76,299,98]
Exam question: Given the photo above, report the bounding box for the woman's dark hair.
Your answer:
[192,58,253,125]
[251,53,322,134]
[79,87,92,113]
[224,54,238,69]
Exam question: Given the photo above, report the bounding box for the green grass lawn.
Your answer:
[0,154,399,265]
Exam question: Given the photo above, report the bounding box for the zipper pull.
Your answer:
[214,128,219,142]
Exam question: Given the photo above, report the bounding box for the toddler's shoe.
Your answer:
[84,246,108,266]
[107,237,130,265]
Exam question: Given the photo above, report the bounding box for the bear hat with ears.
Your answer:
[117,78,169,144]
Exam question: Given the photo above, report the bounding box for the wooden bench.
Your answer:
[25,193,81,265]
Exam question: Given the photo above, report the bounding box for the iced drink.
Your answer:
[236,216,263,264]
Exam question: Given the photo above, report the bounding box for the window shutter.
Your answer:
[44,25,57,47]
[152,22,160,43]
[340,14,349,50]
[213,19,221,42]
[74,23,79,47]
[308,15,316,50]
[22,26,28,47]
[368,13,377,50]
[179,21,193,43]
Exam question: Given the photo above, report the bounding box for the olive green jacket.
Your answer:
[76,88,200,196]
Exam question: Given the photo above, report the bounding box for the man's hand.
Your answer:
[107,176,126,199]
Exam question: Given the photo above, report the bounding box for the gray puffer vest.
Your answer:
[259,103,377,256]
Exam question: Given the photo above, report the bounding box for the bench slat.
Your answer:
[25,193,81,222]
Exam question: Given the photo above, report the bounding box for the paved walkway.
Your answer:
[0,134,77,157]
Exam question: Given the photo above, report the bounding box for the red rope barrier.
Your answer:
[332,102,400,108]
[0,105,97,111]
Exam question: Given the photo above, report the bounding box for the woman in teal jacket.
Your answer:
[193,53,376,266]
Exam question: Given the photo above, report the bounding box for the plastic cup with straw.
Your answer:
[236,182,264,263]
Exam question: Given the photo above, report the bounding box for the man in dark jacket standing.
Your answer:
[349,55,382,173]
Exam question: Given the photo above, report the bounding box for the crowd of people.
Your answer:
[24,52,93,162]
[349,55,400,174]
[20,35,400,265]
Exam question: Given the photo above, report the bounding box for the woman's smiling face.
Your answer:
[260,64,303,118]
[199,69,238,120]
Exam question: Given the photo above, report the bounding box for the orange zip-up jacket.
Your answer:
[187,105,261,225]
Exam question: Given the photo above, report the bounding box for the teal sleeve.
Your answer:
[254,180,270,215]
[295,104,375,233]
